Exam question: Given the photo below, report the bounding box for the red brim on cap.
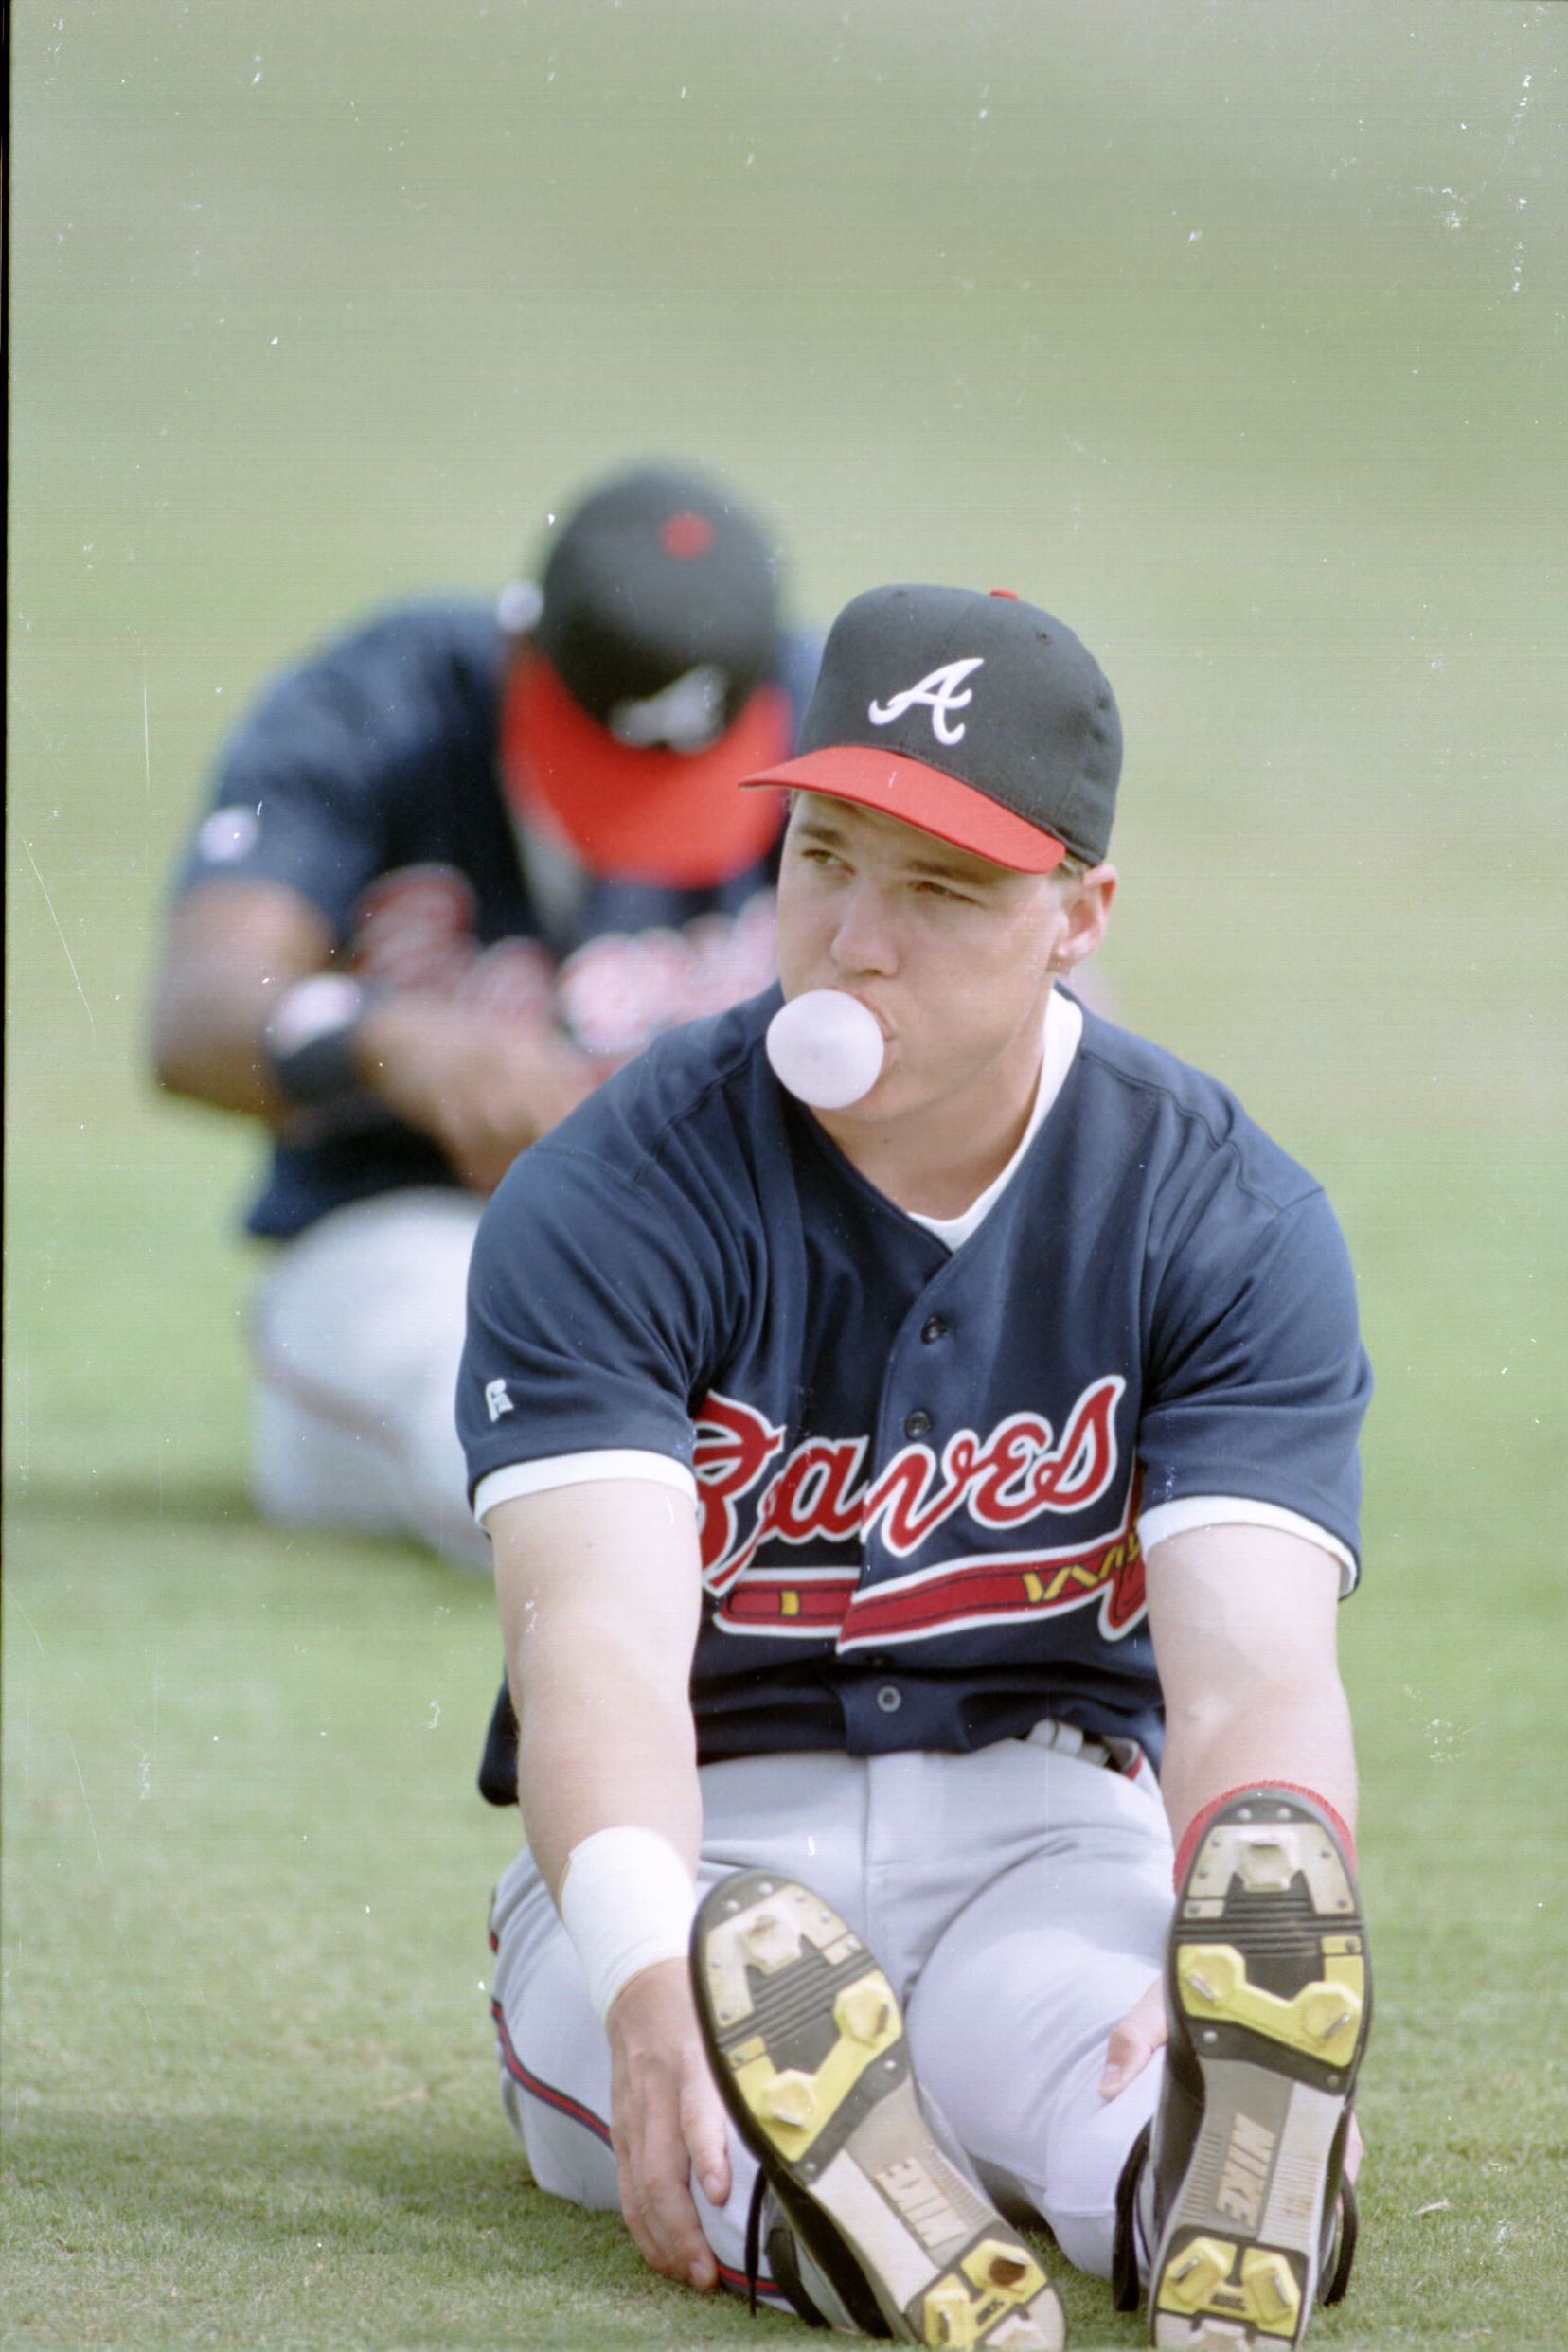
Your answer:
[502,651,792,886]
[740,745,1068,874]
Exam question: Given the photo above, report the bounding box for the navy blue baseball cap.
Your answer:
[742,583,1121,872]
[500,464,792,885]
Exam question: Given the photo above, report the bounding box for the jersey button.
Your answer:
[876,1684,902,1714]
[903,1409,933,1438]
[921,1316,949,1344]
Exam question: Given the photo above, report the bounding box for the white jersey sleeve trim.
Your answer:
[474,1450,697,1527]
[1137,1493,1359,1597]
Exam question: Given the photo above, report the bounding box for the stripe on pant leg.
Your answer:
[490,1999,613,2146]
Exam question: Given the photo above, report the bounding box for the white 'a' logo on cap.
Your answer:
[867,658,985,747]
[609,665,728,753]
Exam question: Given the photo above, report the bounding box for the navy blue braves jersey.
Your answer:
[173,598,820,1238]
[460,988,1370,1787]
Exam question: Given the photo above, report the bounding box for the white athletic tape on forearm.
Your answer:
[559,1826,697,2025]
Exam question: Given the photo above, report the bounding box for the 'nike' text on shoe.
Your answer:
[1146,1791,1371,2350]
[692,1870,1066,2349]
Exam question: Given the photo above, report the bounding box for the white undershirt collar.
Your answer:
[905,989,1083,1254]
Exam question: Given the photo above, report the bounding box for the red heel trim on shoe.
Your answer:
[1173,1783,1356,1892]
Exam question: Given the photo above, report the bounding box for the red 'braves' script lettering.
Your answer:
[767,1436,869,1545]
[693,1376,1126,1587]
[962,1392,1125,1523]
[692,1394,785,1590]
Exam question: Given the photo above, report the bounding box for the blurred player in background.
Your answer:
[151,461,818,1566]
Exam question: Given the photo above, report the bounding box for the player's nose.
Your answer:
[827,881,899,977]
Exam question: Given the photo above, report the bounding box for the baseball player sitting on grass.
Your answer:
[459,582,1372,2348]
[151,462,817,1567]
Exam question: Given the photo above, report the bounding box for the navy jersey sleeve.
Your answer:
[457,1070,763,1498]
[1137,1180,1371,1565]
[174,601,498,935]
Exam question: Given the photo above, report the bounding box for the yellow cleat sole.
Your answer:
[1150,1793,1372,2350]
[693,1872,1066,2350]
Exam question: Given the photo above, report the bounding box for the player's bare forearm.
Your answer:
[1158,1676,1357,1854]
[489,1483,707,1895]
[1144,1523,1358,1850]
[514,1641,704,1897]
[151,878,334,1119]
[489,1485,728,2285]
[153,881,603,1176]
[1100,1523,1356,2106]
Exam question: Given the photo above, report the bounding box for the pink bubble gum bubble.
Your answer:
[765,990,885,1109]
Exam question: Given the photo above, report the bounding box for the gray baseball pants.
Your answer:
[488,1728,1171,2291]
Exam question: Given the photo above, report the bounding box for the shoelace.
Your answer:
[1322,2176,1359,2306]
[1111,2120,1150,2311]
[743,2163,769,2318]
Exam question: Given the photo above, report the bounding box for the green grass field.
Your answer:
[6,4,1566,2345]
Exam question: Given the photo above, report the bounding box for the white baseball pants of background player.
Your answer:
[249,1188,490,1570]
[489,1727,1173,2293]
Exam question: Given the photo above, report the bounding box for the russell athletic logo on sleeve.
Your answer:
[867,657,985,745]
[686,1380,1147,1648]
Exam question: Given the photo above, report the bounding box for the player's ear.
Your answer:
[1052,864,1117,972]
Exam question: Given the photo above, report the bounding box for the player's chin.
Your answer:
[826,1067,910,1124]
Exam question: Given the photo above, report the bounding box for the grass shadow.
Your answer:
[6,1468,261,1535]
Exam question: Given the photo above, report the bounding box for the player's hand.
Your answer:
[1098,1973,1167,2099]
[352,994,602,1191]
[605,1956,732,2290]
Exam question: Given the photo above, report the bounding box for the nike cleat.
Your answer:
[1148,1791,1371,2348]
[692,1870,1065,2349]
